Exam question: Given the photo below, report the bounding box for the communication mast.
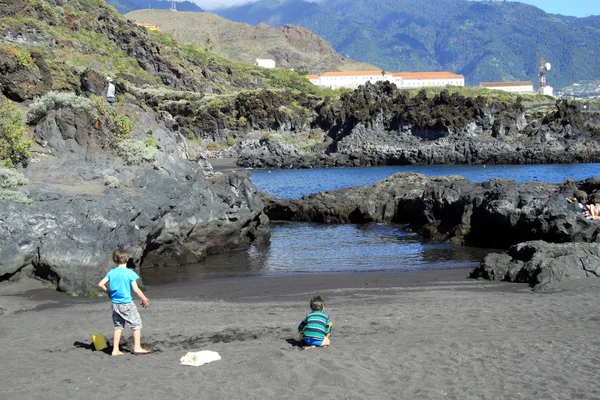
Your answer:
[538,58,553,96]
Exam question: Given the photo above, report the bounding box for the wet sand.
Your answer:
[2,269,600,400]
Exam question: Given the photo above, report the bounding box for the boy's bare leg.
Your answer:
[133,329,150,354]
[112,329,124,356]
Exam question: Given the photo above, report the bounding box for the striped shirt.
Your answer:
[298,310,331,340]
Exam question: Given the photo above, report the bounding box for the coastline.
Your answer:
[3,269,600,399]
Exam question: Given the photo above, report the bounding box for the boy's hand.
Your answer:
[141,298,149,308]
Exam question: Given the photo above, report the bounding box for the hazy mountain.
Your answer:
[105,0,203,14]
[215,0,600,88]
[125,10,378,74]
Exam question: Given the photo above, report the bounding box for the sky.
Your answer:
[191,0,599,17]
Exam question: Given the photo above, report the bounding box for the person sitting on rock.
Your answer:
[567,195,600,220]
[587,203,600,220]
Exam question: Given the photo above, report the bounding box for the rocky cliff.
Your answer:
[1,104,269,294]
[262,172,600,248]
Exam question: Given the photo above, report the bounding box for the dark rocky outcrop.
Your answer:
[228,83,600,169]
[471,241,600,292]
[262,172,600,248]
[263,172,600,289]
[0,106,269,294]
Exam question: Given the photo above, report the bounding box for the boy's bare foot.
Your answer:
[302,345,316,350]
[133,348,151,354]
[112,351,124,356]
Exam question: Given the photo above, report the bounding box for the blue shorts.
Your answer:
[303,337,324,346]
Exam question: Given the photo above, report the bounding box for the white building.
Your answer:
[316,71,393,90]
[256,59,276,69]
[307,70,464,90]
[392,72,464,89]
[480,81,535,95]
[539,86,554,96]
[306,74,320,85]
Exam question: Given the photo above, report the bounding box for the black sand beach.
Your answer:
[2,269,600,400]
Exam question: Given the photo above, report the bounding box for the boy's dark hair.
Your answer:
[310,295,325,311]
[112,248,129,265]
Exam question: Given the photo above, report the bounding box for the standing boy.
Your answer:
[298,295,331,349]
[105,76,116,106]
[98,248,150,356]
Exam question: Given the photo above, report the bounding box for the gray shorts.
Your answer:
[112,302,143,331]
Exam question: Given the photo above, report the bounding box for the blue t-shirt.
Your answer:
[105,267,140,304]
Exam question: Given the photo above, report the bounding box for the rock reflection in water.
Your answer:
[142,221,491,285]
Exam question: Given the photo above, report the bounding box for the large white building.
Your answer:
[393,72,464,89]
[479,81,535,95]
[317,71,394,90]
[308,70,464,90]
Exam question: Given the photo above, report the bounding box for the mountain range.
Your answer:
[125,10,378,74]
[213,0,600,89]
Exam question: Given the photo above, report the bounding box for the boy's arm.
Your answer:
[131,280,149,308]
[298,317,307,332]
[98,277,109,297]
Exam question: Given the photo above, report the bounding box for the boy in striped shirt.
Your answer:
[298,295,332,349]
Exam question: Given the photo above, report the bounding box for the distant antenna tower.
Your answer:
[170,1,177,11]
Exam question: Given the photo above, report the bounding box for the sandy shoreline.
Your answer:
[2,269,600,399]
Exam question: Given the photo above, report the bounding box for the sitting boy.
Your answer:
[298,295,332,349]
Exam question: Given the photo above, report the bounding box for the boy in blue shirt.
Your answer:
[298,295,331,349]
[98,249,150,356]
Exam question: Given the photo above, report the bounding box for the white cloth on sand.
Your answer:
[180,350,221,366]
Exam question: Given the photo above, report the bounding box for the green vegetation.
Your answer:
[0,44,34,70]
[116,139,158,165]
[407,86,555,108]
[144,137,158,149]
[0,189,33,204]
[125,9,378,75]
[206,141,220,151]
[90,95,134,140]
[104,175,120,188]
[1,0,324,108]
[27,91,94,123]
[0,99,32,168]
[215,0,600,89]
[0,167,28,188]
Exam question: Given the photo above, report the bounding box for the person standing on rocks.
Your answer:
[106,76,116,106]
[98,248,150,356]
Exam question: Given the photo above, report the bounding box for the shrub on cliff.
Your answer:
[0,189,33,204]
[116,139,158,165]
[0,99,32,168]
[0,167,28,188]
[27,92,94,124]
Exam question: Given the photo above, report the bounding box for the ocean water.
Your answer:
[142,164,600,284]
[250,163,600,200]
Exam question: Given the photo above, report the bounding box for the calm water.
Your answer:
[251,163,600,199]
[142,164,600,284]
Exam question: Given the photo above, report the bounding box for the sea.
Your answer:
[142,163,600,284]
